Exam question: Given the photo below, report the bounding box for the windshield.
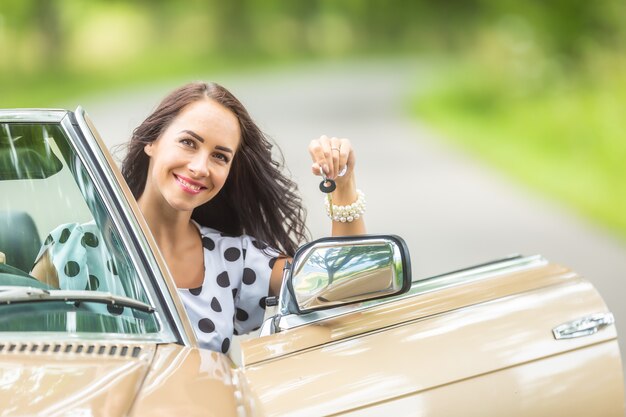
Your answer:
[0,119,163,338]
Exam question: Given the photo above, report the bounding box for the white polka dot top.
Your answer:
[35,221,278,354]
[178,221,278,353]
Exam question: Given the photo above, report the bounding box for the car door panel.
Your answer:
[336,341,623,417]
[242,262,573,364]
[242,273,622,416]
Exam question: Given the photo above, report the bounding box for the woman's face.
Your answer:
[142,98,241,214]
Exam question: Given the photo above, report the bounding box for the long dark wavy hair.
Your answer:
[121,82,308,256]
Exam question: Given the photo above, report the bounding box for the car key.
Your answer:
[319,174,336,219]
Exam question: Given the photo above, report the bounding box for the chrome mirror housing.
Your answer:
[285,234,410,312]
[260,235,411,335]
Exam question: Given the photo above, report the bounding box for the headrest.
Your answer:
[0,123,63,180]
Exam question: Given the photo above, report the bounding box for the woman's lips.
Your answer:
[174,174,207,195]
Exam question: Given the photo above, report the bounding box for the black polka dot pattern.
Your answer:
[221,338,230,353]
[269,257,277,269]
[216,271,230,288]
[87,275,100,290]
[198,318,215,333]
[175,225,281,354]
[236,308,249,321]
[202,237,215,251]
[59,228,71,244]
[252,240,267,250]
[224,247,241,262]
[189,286,202,296]
[81,232,99,248]
[211,297,222,312]
[64,261,80,277]
[43,223,137,321]
[242,268,256,285]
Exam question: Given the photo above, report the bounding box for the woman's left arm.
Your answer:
[308,135,366,236]
[268,136,365,296]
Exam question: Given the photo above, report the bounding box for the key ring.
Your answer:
[319,176,336,193]
[318,164,346,193]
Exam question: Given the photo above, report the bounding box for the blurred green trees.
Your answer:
[2,0,624,86]
[1,0,625,235]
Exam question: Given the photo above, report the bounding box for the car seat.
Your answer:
[0,210,41,273]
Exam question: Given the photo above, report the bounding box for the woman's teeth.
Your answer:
[176,176,202,191]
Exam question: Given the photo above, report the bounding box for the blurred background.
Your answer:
[1,0,625,241]
[2,0,626,369]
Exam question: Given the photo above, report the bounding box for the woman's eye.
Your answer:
[214,153,229,163]
[180,138,196,148]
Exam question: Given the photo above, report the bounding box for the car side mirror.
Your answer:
[261,235,411,335]
[275,235,411,314]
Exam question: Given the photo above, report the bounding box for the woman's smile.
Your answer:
[174,174,208,194]
[139,98,241,213]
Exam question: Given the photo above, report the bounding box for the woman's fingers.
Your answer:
[309,135,355,179]
[338,138,353,177]
[329,137,342,179]
[308,136,329,176]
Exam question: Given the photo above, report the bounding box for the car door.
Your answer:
[240,255,624,416]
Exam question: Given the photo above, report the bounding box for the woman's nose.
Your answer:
[188,154,210,177]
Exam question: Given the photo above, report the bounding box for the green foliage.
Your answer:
[2,0,625,237]
[2,0,622,83]
[413,50,626,238]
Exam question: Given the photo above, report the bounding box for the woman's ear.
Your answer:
[144,143,153,156]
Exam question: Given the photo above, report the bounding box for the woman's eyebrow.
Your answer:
[180,130,205,143]
[215,145,234,154]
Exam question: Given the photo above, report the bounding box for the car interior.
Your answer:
[0,124,65,285]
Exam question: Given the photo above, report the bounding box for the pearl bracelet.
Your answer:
[324,189,366,222]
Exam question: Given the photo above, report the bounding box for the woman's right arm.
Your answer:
[31,250,59,288]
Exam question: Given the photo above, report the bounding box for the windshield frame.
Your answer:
[0,108,194,346]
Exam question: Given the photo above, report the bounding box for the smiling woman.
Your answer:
[110,81,366,352]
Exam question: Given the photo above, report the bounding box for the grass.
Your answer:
[412,60,626,240]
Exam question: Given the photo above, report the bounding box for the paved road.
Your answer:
[77,58,626,375]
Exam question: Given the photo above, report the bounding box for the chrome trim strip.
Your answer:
[277,254,548,330]
[405,254,546,297]
[0,332,165,343]
[552,313,615,340]
[0,109,68,123]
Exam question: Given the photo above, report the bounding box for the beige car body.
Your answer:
[1,259,622,416]
[0,109,624,416]
[242,261,624,416]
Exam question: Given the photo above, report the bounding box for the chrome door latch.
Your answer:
[552,312,615,340]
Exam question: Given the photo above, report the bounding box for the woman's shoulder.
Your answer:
[46,220,99,240]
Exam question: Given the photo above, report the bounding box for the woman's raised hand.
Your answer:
[308,135,356,184]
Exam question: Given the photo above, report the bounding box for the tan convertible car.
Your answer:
[0,108,623,416]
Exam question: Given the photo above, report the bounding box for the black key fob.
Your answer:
[319,178,336,193]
